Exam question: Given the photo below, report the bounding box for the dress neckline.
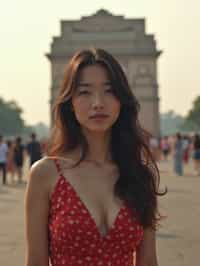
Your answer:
[50,174,127,240]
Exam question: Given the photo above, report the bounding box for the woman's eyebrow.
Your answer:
[103,81,112,85]
[77,82,91,87]
[77,80,111,86]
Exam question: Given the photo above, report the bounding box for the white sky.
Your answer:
[0,0,199,126]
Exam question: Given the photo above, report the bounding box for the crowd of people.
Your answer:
[150,132,200,176]
[1,131,200,185]
[0,133,44,185]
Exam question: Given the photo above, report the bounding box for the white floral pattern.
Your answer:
[48,160,144,265]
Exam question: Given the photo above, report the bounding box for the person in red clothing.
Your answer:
[25,48,166,266]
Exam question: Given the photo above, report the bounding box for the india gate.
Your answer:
[46,9,162,137]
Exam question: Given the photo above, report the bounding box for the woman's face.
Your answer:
[71,64,121,133]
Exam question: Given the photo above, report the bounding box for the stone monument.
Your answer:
[46,9,162,136]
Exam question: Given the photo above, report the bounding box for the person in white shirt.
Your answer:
[0,135,8,185]
[149,136,160,161]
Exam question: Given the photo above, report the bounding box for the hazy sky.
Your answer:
[0,0,199,126]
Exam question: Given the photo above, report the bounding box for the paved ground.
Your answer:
[157,159,200,266]
[0,158,199,266]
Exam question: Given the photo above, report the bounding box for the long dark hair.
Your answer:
[47,48,166,229]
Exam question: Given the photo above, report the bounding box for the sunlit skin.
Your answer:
[71,64,121,162]
[72,64,121,132]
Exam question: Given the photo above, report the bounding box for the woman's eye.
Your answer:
[105,88,114,94]
[78,90,90,95]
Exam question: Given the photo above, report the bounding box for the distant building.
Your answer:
[46,9,162,137]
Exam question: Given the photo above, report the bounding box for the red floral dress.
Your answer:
[49,160,144,265]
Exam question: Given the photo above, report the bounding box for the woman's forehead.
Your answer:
[78,64,110,81]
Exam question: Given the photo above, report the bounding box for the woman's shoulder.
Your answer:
[28,155,76,186]
[28,157,58,192]
[30,156,56,176]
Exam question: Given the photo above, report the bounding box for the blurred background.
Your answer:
[0,0,200,139]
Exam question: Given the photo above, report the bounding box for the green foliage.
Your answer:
[160,110,184,136]
[185,96,200,128]
[161,95,200,136]
[0,97,25,136]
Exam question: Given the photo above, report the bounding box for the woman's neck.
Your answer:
[82,129,112,164]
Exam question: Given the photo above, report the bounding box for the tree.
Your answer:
[0,97,25,136]
[185,96,200,130]
[160,110,184,136]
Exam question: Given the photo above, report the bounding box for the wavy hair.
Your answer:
[47,48,166,229]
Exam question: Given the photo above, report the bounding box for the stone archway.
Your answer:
[46,9,162,137]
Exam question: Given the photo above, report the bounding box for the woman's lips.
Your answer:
[89,114,109,119]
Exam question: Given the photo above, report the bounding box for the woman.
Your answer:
[173,132,183,176]
[193,133,200,176]
[25,48,165,266]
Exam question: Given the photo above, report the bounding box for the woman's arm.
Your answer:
[136,228,158,266]
[24,160,50,266]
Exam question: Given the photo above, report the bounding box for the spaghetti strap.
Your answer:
[53,158,62,176]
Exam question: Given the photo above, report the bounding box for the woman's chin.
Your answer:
[83,125,111,133]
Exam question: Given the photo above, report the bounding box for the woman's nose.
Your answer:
[91,92,104,109]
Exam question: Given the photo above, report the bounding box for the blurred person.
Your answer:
[0,134,8,185]
[167,135,175,157]
[26,133,42,166]
[192,133,200,176]
[160,136,170,161]
[182,135,190,164]
[25,48,166,266]
[6,140,15,183]
[149,136,160,161]
[13,136,25,183]
[173,132,183,176]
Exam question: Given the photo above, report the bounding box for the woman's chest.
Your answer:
[49,177,144,250]
[57,164,122,232]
